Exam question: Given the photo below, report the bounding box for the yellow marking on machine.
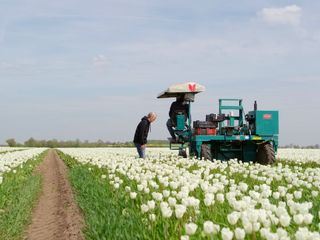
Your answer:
[252,136,262,140]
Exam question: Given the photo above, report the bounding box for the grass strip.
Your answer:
[0,151,47,240]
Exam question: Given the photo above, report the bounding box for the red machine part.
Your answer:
[194,128,217,135]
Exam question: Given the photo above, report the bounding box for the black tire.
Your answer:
[201,144,213,161]
[256,142,275,165]
[178,149,187,158]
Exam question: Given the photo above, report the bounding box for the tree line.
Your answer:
[5,138,169,148]
[4,138,319,149]
[280,144,320,149]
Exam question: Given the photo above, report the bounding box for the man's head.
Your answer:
[176,95,185,102]
[147,112,157,123]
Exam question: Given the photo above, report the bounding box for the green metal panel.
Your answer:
[176,115,185,131]
[255,111,279,136]
[219,106,243,110]
[242,142,257,162]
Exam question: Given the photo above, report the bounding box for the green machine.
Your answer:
[158,82,279,164]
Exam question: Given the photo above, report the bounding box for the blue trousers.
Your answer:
[135,143,146,158]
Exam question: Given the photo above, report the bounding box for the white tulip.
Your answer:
[147,200,155,210]
[163,190,170,198]
[185,222,197,235]
[221,227,233,240]
[144,187,150,194]
[234,228,245,240]
[279,215,291,227]
[168,197,177,207]
[293,214,304,225]
[243,222,253,234]
[276,228,288,238]
[152,192,163,201]
[180,235,189,240]
[294,191,302,199]
[175,204,186,219]
[216,193,224,203]
[227,212,240,225]
[149,213,156,221]
[303,213,313,225]
[252,222,261,232]
[160,203,172,218]
[130,192,137,199]
[141,204,149,213]
[203,221,215,235]
[272,192,280,199]
[137,184,144,191]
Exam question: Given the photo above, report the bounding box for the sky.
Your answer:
[0,0,319,145]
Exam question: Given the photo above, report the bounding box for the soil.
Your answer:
[25,149,84,240]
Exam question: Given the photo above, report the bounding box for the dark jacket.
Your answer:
[169,101,189,124]
[133,116,150,145]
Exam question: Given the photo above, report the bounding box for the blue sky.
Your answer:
[0,0,319,145]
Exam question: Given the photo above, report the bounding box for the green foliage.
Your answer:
[0,151,46,240]
[14,138,169,148]
[5,139,17,147]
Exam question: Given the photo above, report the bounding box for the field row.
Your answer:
[0,148,47,239]
[58,148,320,240]
[0,147,29,154]
[0,148,48,184]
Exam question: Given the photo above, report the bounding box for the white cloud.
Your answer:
[259,5,302,25]
[0,61,14,69]
[93,55,109,67]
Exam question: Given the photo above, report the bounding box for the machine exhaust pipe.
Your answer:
[254,100,257,111]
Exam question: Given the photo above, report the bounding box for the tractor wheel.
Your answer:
[201,144,212,161]
[178,149,187,158]
[256,142,275,165]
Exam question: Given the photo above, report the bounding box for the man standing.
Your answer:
[133,112,157,158]
[166,96,189,141]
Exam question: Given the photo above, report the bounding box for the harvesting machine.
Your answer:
[158,82,279,164]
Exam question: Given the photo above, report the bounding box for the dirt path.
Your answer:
[25,149,84,240]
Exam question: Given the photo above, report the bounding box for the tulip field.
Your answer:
[0,148,47,184]
[57,148,320,240]
[0,147,28,154]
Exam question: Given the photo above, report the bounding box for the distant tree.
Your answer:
[96,139,104,147]
[6,138,17,147]
[47,139,59,148]
[24,137,37,147]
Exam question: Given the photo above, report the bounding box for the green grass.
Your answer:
[0,151,47,240]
